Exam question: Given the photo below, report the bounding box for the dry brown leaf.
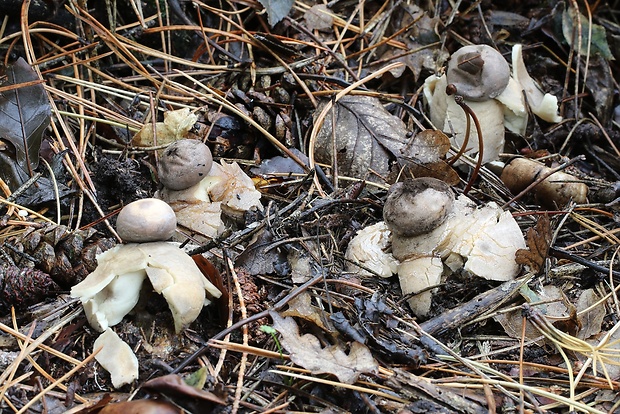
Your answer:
[314,95,408,183]
[576,289,606,340]
[143,373,227,405]
[98,400,182,414]
[398,129,460,185]
[281,291,333,332]
[270,310,378,384]
[515,215,552,274]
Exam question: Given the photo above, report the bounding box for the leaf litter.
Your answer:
[0,1,620,413]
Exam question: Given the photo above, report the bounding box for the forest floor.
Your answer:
[1,0,620,413]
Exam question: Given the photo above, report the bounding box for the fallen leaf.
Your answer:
[562,7,614,60]
[143,373,227,405]
[98,400,182,414]
[0,58,50,190]
[281,291,333,332]
[257,0,294,27]
[583,56,614,124]
[515,215,552,274]
[235,229,288,276]
[192,255,229,324]
[495,285,568,345]
[132,108,197,149]
[398,129,460,184]
[270,310,378,384]
[304,4,333,31]
[585,327,620,382]
[314,95,408,183]
[576,289,605,340]
[379,42,437,82]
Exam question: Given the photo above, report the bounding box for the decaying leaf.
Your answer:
[562,7,614,60]
[576,289,606,340]
[586,326,620,381]
[281,291,334,332]
[270,310,378,384]
[304,4,333,31]
[143,373,227,406]
[398,129,460,185]
[378,5,441,81]
[583,56,614,124]
[314,95,408,183]
[132,108,197,149]
[98,400,182,414]
[515,215,552,274]
[495,285,568,345]
[235,229,288,276]
[0,57,51,190]
[257,0,294,27]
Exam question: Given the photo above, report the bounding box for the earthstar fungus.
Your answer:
[424,44,562,165]
[157,139,213,191]
[71,199,222,387]
[346,177,526,317]
[156,140,262,239]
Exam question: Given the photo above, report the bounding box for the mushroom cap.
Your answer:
[446,44,510,101]
[383,178,454,237]
[116,198,177,242]
[158,139,213,190]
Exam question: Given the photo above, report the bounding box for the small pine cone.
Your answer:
[0,265,60,314]
[6,224,116,287]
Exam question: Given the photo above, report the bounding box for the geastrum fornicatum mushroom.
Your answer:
[424,44,562,164]
[115,198,177,242]
[157,137,213,190]
[71,198,222,387]
[156,139,262,240]
[346,177,526,317]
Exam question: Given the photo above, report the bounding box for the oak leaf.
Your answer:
[270,311,378,384]
[515,215,552,274]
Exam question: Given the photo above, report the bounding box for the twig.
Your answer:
[548,247,620,279]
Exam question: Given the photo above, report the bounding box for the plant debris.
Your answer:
[1,1,620,413]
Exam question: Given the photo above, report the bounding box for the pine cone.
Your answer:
[5,224,116,287]
[0,265,60,314]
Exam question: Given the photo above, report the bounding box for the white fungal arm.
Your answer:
[512,44,562,123]
[398,256,443,317]
[94,328,139,388]
[82,270,147,332]
[71,242,222,334]
[345,222,399,278]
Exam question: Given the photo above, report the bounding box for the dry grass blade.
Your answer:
[524,304,620,390]
[0,308,88,409]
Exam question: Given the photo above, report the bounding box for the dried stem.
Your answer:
[446,84,484,195]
